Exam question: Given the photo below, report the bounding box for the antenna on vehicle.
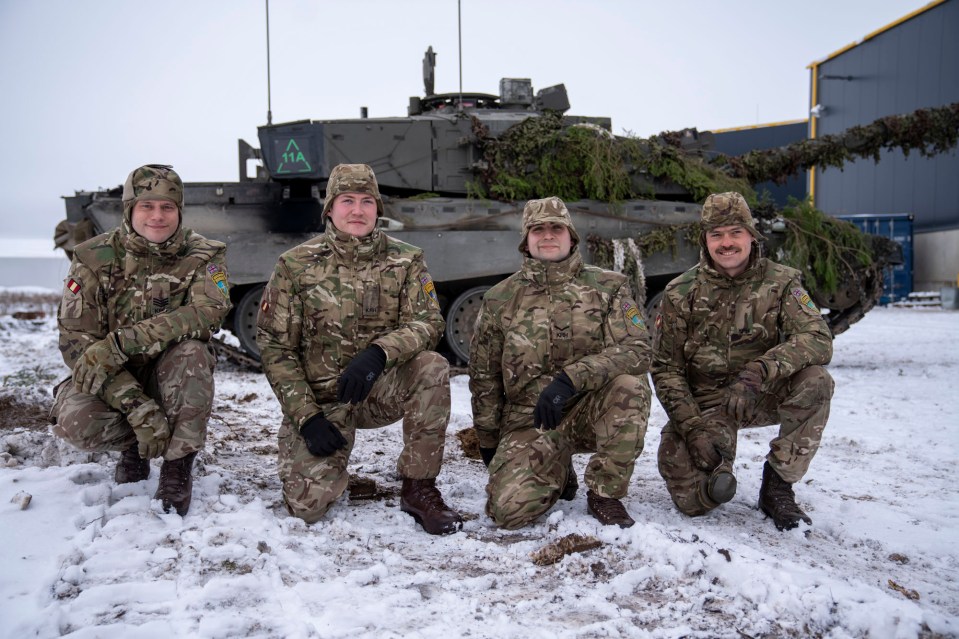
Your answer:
[265,0,273,125]
[423,46,436,96]
[457,0,463,111]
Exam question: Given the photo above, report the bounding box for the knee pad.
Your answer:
[487,485,554,530]
[486,462,560,529]
[282,474,342,524]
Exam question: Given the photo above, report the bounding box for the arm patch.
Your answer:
[622,300,647,331]
[791,288,820,314]
[207,263,229,297]
[420,274,439,308]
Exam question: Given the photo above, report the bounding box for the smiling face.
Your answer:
[705,224,753,277]
[328,191,378,237]
[526,222,572,262]
[130,199,179,243]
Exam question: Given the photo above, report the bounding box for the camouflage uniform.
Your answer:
[470,197,652,529]
[51,165,232,461]
[652,192,834,516]
[256,166,449,524]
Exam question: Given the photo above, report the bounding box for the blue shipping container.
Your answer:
[836,214,913,304]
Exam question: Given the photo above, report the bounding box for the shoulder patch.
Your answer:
[622,300,646,330]
[66,278,81,295]
[792,288,820,314]
[207,263,229,297]
[256,285,280,330]
[420,273,439,308]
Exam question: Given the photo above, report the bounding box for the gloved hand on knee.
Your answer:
[74,333,128,396]
[301,412,347,456]
[126,399,172,459]
[724,361,765,422]
[682,416,734,472]
[337,346,387,405]
[534,371,575,430]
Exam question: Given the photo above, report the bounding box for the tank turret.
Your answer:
[56,47,923,365]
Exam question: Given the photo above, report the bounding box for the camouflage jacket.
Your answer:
[256,223,444,427]
[651,256,833,430]
[469,250,651,449]
[58,223,231,414]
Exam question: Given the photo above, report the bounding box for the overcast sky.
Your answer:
[0,0,928,243]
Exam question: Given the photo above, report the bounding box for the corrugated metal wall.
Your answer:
[710,122,808,207]
[812,0,959,233]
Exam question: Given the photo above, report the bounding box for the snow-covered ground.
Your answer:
[1,292,956,639]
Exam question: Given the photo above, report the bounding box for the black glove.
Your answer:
[300,413,348,457]
[479,447,497,467]
[534,372,576,430]
[337,346,387,404]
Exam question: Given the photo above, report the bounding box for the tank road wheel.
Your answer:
[444,286,491,365]
[233,284,265,360]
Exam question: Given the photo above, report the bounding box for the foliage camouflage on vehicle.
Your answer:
[724,102,959,185]
[476,104,959,334]
[470,111,754,203]
[51,49,959,360]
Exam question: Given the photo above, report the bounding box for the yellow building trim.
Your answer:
[806,0,948,68]
[809,61,820,202]
[803,0,948,202]
[709,118,808,134]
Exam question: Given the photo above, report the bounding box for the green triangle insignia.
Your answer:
[276,138,313,174]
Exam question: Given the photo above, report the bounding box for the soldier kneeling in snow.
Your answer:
[469,197,652,529]
[652,192,834,530]
[51,165,232,516]
[256,164,463,535]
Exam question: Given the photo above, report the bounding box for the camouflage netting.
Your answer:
[584,234,648,308]
[585,197,880,303]
[719,102,959,185]
[472,102,959,202]
[470,112,755,203]
[469,102,959,310]
[776,200,873,295]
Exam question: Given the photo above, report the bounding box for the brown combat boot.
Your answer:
[154,452,197,516]
[400,478,463,535]
[759,461,812,531]
[559,461,578,501]
[586,490,635,528]
[115,443,150,484]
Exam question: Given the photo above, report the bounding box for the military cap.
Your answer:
[701,192,763,240]
[518,196,581,253]
[122,164,183,211]
[322,163,385,217]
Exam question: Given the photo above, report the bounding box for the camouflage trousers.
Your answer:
[657,365,834,516]
[50,340,216,461]
[278,351,450,524]
[486,374,651,530]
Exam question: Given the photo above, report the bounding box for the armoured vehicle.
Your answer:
[54,48,896,364]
